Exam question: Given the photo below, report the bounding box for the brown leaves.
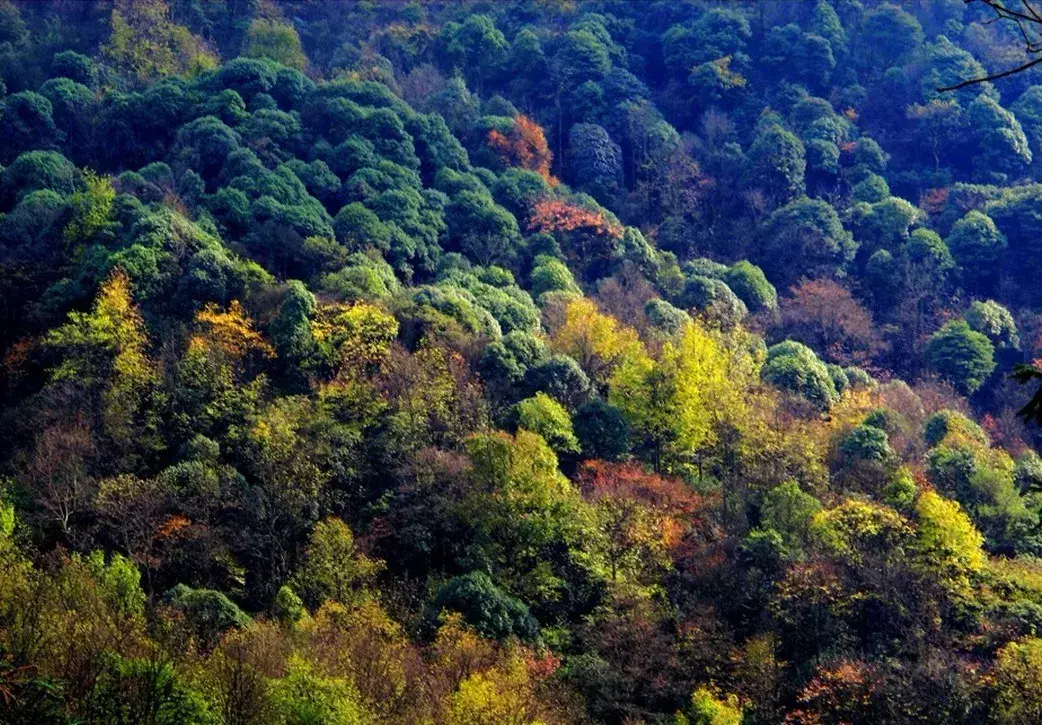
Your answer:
[529,199,622,239]
[487,114,557,184]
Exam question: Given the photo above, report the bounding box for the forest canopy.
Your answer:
[5,0,1042,723]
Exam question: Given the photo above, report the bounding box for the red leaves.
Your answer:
[529,199,622,238]
[921,186,950,215]
[487,114,557,184]
[576,460,699,514]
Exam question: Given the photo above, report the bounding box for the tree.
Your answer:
[39,77,95,159]
[270,657,372,724]
[747,124,806,204]
[567,123,622,201]
[723,261,777,314]
[101,0,217,84]
[43,269,161,464]
[993,637,1042,724]
[676,687,743,725]
[550,297,648,389]
[514,392,580,455]
[965,299,1020,352]
[270,280,316,369]
[63,170,116,253]
[968,94,1032,181]
[776,279,884,366]
[913,491,985,599]
[445,190,522,268]
[758,480,822,555]
[555,28,611,87]
[946,210,1006,293]
[529,199,624,280]
[925,320,996,395]
[759,198,856,287]
[761,340,839,411]
[857,3,924,71]
[426,571,538,641]
[95,474,167,589]
[440,15,509,93]
[163,583,251,646]
[609,320,740,471]
[850,197,922,257]
[576,460,698,585]
[486,114,555,184]
[292,517,382,608]
[529,255,581,301]
[462,430,600,613]
[1,149,76,201]
[574,399,631,461]
[0,91,60,162]
[244,19,306,70]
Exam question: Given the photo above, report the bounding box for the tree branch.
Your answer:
[938,54,1042,91]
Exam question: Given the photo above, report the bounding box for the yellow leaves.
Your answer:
[810,498,914,568]
[449,648,554,725]
[299,598,412,715]
[914,490,985,597]
[991,637,1042,724]
[551,297,649,386]
[46,268,155,391]
[678,686,743,725]
[312,302,398,377]
[708,55,748,88]
[609,319,738,472]
[193,300,275,361]
[293,517,384,607]
[465,429,571,505]
[102,1,217,83]
[63,171,115,254]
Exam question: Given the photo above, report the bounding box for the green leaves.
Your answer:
[925,319,996,395]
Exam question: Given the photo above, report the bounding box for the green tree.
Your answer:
[244,19,306,70]
[514,392,580,454]
[574,399,631,461]
[425,571,538,641]
[759,198,856,287]
[723,261,777,313]
[925,320,996,395]
[748,124,806,204]
[292,517,382,608]
[945,210,1007,293]
[762,341,839,411]
[966,299,1020,352]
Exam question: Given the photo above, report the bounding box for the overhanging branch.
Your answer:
[938,55,1042,91]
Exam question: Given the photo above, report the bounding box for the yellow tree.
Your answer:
[992,637,1042,725]
[311,302,398,381]
[609,320,739,474]
[292,517,383,608]
[550,297,648,389]
[912,490,985,600]
[101,0,217,84]
[191,300,275,367]
[463,430,602,608]
[44,269,161,464]
[63,171,116,257]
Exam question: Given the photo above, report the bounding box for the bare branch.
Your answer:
[938,1,1042,90]
[938,55,1042,90]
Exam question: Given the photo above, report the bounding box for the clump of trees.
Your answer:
[2,1,1042,722]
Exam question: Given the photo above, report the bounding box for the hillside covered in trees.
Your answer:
[8,0,1042,722]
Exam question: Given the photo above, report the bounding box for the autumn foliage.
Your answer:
[487,114,556,184]
[529,199,623,239]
